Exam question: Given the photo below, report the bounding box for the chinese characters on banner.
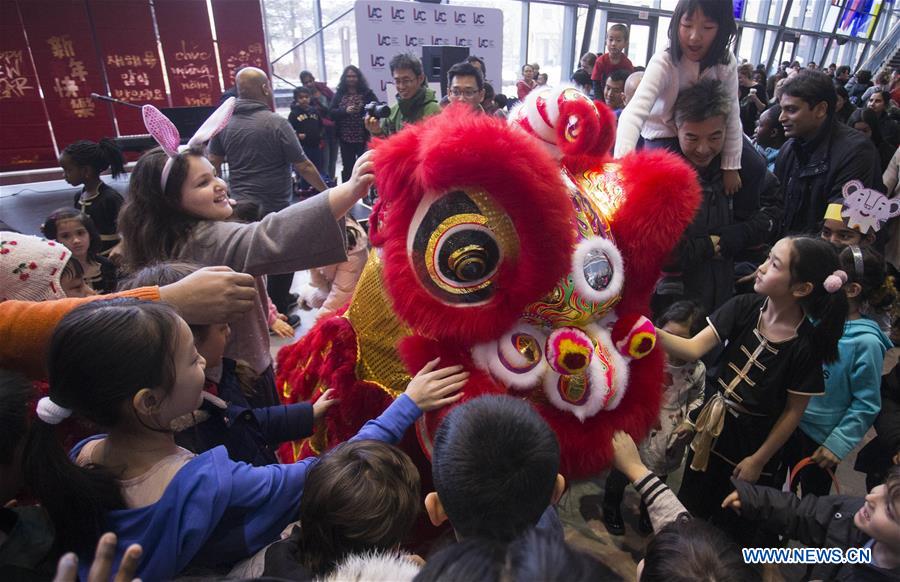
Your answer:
[0,0,56,170]
[154,0,222,106]
[18,0,115,149]
[211,0,269,89]
[89,0,168,135]
[1,0,271,171]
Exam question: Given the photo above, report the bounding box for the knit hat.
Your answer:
[1,232,72,302]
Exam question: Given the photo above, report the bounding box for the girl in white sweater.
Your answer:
[615,0,743,194]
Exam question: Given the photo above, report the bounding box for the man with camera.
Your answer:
[365,53,441,137]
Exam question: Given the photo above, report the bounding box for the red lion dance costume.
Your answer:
[278,87,700,481]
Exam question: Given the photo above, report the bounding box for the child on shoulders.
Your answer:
[615,0,743,194]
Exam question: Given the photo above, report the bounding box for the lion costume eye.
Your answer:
[407,189,518,305]
[572,236,624,304]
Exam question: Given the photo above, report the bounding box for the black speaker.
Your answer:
[422,45,470,97]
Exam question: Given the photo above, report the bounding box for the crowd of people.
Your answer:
[2,0,900,579]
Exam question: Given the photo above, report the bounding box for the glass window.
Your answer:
[576,6,588,64]
[822,1,842,32]
[656,17,671,55]
[528,3,565,85]
[769,0,793,25]
[744,0,770,24]
[737,27,760,65]
[264,0,318,89]
[320,0,356,89]
[761,29,778,71]
[795,34,814,66]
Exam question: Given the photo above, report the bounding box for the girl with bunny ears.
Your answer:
[655,236,848,547]
[118,98,374,406]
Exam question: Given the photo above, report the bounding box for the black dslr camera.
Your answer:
[364,101,391,119]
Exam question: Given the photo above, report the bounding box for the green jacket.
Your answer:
[381,86,441,135]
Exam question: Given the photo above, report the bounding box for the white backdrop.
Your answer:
[354,0,503,104]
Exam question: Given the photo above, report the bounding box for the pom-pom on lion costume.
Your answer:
[278,88,700,479]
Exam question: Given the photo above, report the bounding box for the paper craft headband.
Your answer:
[142,97,236,191]
[837,180,900,235]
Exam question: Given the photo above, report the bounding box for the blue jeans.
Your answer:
[301,145,324,189]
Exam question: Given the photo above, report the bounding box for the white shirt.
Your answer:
[615,49,743,170]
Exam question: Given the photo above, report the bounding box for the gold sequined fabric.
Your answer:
[346,251,413,397]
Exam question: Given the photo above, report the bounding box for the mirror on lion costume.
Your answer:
[277,87,701,483]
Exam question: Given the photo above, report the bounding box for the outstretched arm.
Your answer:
[657,325,719,363]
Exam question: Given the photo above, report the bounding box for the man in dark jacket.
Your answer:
[775,70,883,236]
[653,79,782,315]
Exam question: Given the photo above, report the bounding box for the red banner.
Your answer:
[154,0,221,106]
[0,0,57,171]
[211,0,269,89]
[18,0,116,152]
[89,0,168,136]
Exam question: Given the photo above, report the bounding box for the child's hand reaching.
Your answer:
[404,358,468,412]
[721,490,742,514]
[313,388,338,421]
[612,430,647,482]
[270,317,294,338]
[723,169,742,196]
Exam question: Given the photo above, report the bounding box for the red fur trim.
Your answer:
[555,98,616,159]
[612,150,701,314]
[372,104,575,345]
[397,335,506,460]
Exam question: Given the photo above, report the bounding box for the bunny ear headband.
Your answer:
[142,97,237,191]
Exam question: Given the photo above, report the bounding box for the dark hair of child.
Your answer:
[657,300,706,336]
[431,395,560,542]
[293,440,420,576]
[62,138,126,180]
[294,86,312,99]
[788,237,849,364]
[838,246,897,313]
[640,517,760,582]
[61,253,85,281]
[23,300,183,552]
[118,146,203,269]
[118,261,259,398]
[42,208,103,262]
[668,0,737,70]
[608,22,630,42]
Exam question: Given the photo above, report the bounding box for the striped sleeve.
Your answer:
[633,470,691,531]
